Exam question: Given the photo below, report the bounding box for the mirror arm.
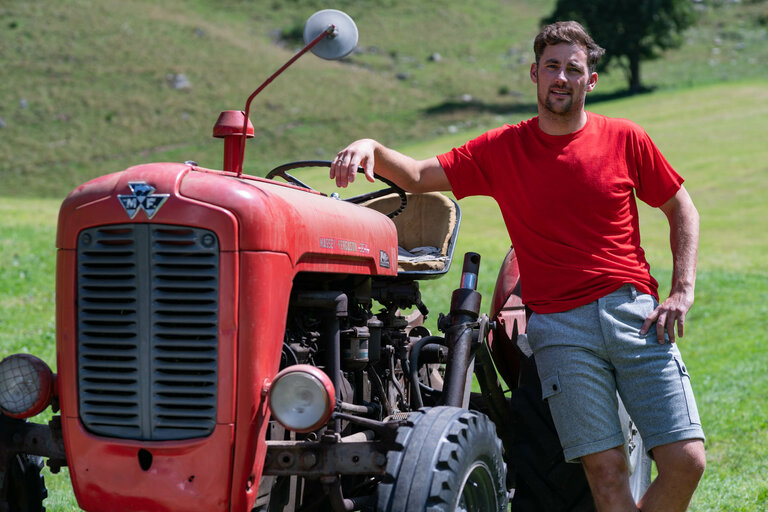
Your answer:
[236,24,337,176]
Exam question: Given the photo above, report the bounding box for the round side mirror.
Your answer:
[303,9,358,60]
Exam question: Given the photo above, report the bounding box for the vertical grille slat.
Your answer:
[77,224,219,441]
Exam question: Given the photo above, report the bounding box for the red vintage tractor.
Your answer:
[0,10,650,512]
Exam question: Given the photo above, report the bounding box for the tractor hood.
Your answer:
[57,162,399,277]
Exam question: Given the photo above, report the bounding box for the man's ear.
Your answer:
[587,71,598,92]
[530,62,538,84]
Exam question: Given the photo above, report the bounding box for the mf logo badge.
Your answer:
[379,250,390,269]
[118,182,170,219]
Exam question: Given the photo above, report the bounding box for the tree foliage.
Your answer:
[544,0,697,92]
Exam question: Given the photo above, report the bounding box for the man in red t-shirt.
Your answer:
[331,21,704,512]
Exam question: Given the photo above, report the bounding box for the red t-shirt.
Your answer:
[437,113,684,313]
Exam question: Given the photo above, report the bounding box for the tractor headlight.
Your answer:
[267,365,335,433]
[0,354,55,419]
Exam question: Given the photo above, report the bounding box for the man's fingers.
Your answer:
[639,314,655,336]
[642,307,669,343]
[656,311,667,344]
[669,313,685,343]
[335,153,352,187]
[331,153,342,183]
[332,152,373,188]
[363,160,375,182]
[666,314,677,344]
[642,295,692,345]
[331,140,377,188]
[347,159,358,184]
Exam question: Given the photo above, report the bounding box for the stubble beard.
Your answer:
[540,87,574,116]
[537,80,590,119]
[545,94,572,115]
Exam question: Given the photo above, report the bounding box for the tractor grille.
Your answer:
[77,224,219,441]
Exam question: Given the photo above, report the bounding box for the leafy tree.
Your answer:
[544,0,697,92]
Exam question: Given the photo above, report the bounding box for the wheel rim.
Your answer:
[627,420,641,475]
[625,417,651,501]
[456,461,498,512]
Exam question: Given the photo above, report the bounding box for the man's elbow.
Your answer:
[408,180,438,194]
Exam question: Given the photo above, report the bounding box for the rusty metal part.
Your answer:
[262,439,387,477]
[0,416,66,467]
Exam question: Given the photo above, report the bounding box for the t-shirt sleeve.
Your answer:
[436,130,498,200]
[629,127,684,207]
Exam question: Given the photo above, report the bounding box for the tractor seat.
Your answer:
[364,192,460,277]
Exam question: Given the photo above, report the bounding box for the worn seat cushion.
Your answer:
[364,192,457,272]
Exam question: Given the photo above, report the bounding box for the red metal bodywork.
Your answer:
[488,247,527,390]
[55,162,399,512]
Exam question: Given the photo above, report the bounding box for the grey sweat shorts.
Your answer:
[527,284,705,462]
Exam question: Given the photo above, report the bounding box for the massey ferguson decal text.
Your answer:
[319,237,371,255]
[118,181,170,219]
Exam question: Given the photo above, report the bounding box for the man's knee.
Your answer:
[581,447,631,497]
[653,439,706,482]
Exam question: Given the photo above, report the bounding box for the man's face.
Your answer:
[530,43,597,117]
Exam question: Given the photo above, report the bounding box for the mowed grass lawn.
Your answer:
[1,81,766,511]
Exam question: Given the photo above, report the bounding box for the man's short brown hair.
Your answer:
[534,21,605,73]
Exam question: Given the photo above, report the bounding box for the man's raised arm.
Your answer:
[330,138,451,193]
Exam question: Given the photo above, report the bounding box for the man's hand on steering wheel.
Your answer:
[330,138,377,188]
[265,160,407,219]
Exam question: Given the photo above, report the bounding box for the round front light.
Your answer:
[0,354,54,419]
[268,365,335,433]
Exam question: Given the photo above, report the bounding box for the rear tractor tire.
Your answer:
[507,336,652,511]
[507,339,595,512]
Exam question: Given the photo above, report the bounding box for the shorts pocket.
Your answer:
[541,373,563,401]
[674,357,701,425]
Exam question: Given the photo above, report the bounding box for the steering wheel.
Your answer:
[266,160,407,219]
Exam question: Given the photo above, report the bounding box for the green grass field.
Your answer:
[1,81,766,510]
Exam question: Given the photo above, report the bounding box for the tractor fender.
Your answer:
[488,247,527,390]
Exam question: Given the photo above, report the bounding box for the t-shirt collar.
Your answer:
[534,112,591,145]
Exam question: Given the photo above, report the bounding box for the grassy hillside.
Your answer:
[1,0,767,197]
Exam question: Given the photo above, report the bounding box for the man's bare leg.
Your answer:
[637,439,705,512]
[581,446,637,512]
